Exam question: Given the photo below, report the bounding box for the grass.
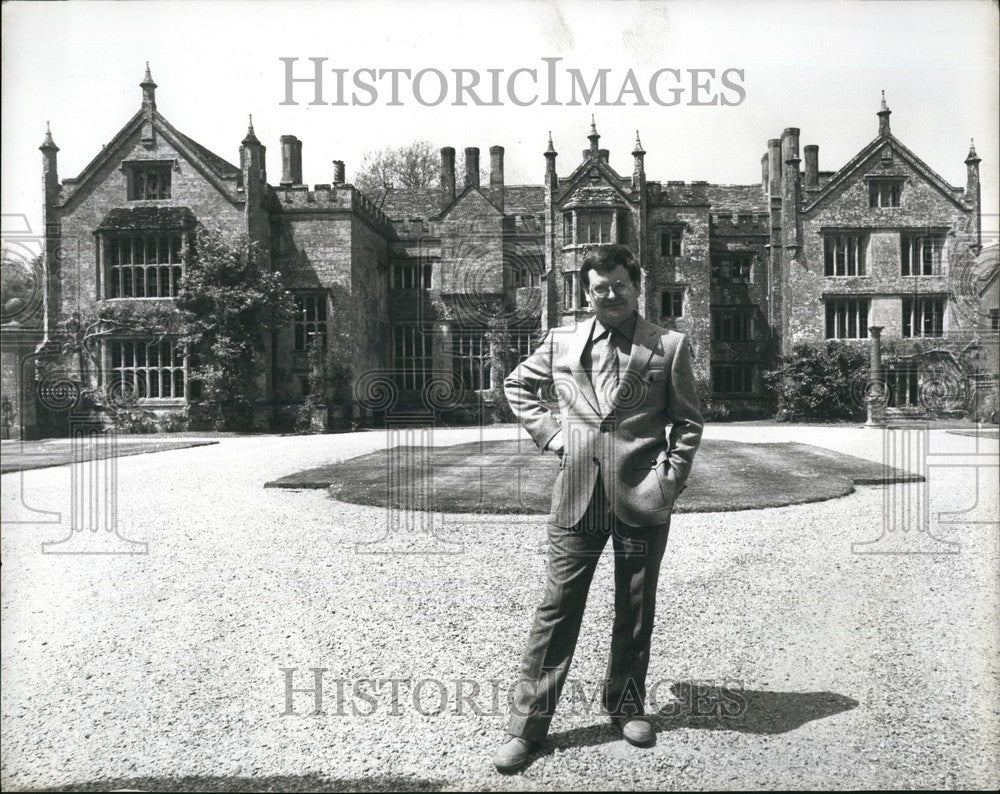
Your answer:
[265,439,923,514]
[0,437,220,474]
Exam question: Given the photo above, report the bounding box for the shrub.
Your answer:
[763,342,869,421]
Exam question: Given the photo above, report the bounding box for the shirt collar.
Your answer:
[593,310,638,342]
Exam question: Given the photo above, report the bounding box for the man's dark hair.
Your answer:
[579,244,641,290]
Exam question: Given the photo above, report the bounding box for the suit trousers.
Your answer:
[506,471,671,741]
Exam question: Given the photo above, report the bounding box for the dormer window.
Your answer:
[127,162,172,200]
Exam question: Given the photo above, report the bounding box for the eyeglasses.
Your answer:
[589,281,634,297]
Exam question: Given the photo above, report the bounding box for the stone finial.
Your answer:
[877,90,892,137]
[40,121,58,151]
[965,138,981,165]
[242,114,260,145]
[141,62,157,111]
[588,115,600,154]
[632,130,645,156]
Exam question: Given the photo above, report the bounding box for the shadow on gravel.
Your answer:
[652,682,859,734]
[545,682,859,752]
[34,775,443,792]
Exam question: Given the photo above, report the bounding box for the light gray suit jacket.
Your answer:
[504,314,704,528]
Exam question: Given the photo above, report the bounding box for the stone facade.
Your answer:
[11,70,994,436]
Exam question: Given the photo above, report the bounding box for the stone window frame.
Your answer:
[509,257,543,289]
[561,271,591,312]
[104,337,188,403]
[392,325,433,391]
[561,209,622,248]
[711,251,754,285]
[711,365,754,395]
[660,287,684,319]
[901,231,948,277]
[123,160,177,201]
[292,291,329,352]
[451,329,493,392]
[659,227,684,258]
[822,232,868,277]
[711,305,755,342]
[902,295,946,338]
[866,176,905,208]
[824,297,870,339]
[391,260,432,289]
[885,366,920,408]
[102,231,187,300]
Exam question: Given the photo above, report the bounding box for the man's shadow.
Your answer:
[536,681,858,758]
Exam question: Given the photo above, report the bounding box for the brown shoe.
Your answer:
[610,715,656,747]
[493,736,539,772]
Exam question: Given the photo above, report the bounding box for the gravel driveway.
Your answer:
[1,424,997,791]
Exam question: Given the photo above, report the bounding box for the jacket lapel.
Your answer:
[611,315,660,413]
[568,318,602,415]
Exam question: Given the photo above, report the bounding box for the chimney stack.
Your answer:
[464,147,480,189]
[332,160,345,184]
[804,145,819,189]
[780,128,801,249]
[598,148,609,164]
[768,138,782,198]
[280,135,303,185]
[490,145,504,211]
[440,147,456,209]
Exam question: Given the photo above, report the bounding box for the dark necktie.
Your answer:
[594,329,620,415]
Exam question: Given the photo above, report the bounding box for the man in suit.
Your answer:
[494,243,704,772]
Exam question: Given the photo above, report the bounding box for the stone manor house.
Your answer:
[2,68,996,437]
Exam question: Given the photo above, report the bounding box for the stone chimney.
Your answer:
[804,145,819,189]
[440,147,456,209]
[598,148,610,164]
[780,127,801,250]
[332,160,346,184]
[280,135,303,185]
[464,147,480,189]
[490,145,504,211]
[768,138,782,198]
[761,152,769,194]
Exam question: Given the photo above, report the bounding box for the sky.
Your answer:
[2,0,998,244]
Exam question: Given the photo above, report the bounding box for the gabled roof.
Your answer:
[803,133,969,213]
[440,184,504,219]
[371,187,440,220]
[169,126,240,179]
[59,110,242,209]
[557,155,635,208]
